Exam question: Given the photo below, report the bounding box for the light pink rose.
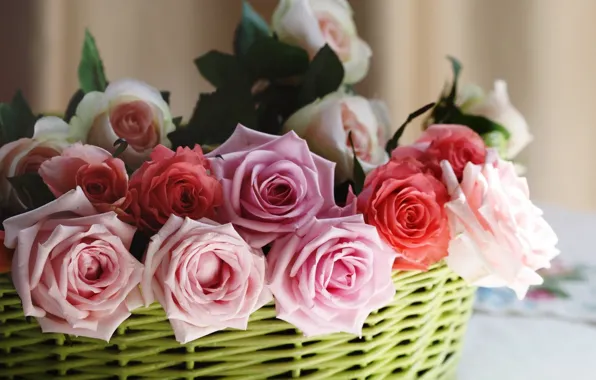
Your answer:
[141,215,271,344]
[39,143,128,212]
[441,150,559,299]
[206,125,350,248]
[267,215,396,337]
[4,187,144,341]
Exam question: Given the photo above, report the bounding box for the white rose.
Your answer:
[0,116,70,208]
[272,0,371,84]
[462,80,533,159]
[70,79,175,168]
[283,92,389,182]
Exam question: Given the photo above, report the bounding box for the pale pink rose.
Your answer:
[141,215,271,344]
[267,215,396,337]
[0,117,70,209]
[39,143,128,212]
[206,125,350,248]
[283,92,389,182]
[4,187,144,341]
[70,79,175,168]
[272,0,372,84]
[441,150,559,299]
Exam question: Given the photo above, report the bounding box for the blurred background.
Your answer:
[0,0,593,211]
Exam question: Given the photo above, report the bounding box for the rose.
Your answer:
[461,80,533,159]
[358,156,450,270]
[70,79,175,168]
[267,215,395,337]
[440,150,559,299]
[126,144,222,233]
[396,124,486,181]
[206,125,347,248]
[272,0,372,84]
[4,187,144,341]
[39,143,128,212]
[141,215,271,344]
[0,116,70,209]
[0,231,13,274]
[283,92,389,182]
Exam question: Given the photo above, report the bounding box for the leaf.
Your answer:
[195,51,245,88]
[385,102,436,154]
[0,91,37,145]
[64,89,85,122]
[255,84,301,135]
[172,116,183,128]
[8,173,56,210]
[168,82,257,148]
[78,29,108,93]
[449,110,511,139]
[234,1,271,56]
[113,138,129,158]
[160,91,170,105]
[348,132,365,195]
[245,38,310,80]
[297,45,344,107]
[445,55,462,104]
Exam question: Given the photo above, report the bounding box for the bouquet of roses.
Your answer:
[0,0,557,344]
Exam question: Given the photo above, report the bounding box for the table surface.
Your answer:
[457,204,596,380]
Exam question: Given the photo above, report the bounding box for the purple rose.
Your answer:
[207,125,351,247]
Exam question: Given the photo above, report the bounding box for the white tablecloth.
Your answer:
[458,204,596,380]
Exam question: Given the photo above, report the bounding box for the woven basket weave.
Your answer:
[0,263,474,380]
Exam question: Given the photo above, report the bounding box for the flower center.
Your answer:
[196,252,223,291]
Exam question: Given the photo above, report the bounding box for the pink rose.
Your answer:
[441,150,559,299]
[4,187,144,341]
[396,124,486,181]
[141,215,271,344]
[70,79,176,168]
[267,215,395,337]
[206,125,348,248]
[39,143,128,212]
[126,145,223,233]
[358,157,450,270]
[0,117,70,209]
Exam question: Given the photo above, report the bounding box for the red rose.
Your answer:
[126,145,223,233]
[413,124,486,180]
[358,157,450,270]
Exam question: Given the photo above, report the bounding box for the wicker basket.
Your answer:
[0,263,474,380]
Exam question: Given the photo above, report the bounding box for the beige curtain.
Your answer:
[2,0,594,211]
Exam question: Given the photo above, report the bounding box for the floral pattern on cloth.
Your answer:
[474,258,596,322]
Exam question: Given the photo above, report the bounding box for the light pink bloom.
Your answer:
[206,125,351,248]
[39,143,128,212]
[5,187,143,341]
[141,215,271,344]
[267,214,395,337]
[441,150,559,299]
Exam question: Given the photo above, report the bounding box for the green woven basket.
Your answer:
[0,263,474,380]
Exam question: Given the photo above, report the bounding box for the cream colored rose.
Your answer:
[460,80,533,159]
[283,92,389,182]
[0,116,69,209]
[272,0,371,84]
[70,79,175,168]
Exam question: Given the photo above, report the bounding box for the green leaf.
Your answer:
[446,55,462,104]
[0,91,37,145]
[348,131,366,195]
[169,82,257,148]
[255,84,301,135]
[449,111,511,139]
[8,173,56,210]
[385,102,436,154]
[112,138,129,158]
[78,29,108,93]
[160,91,170,105]
[172,116,183,128]
[234,1,271,56]
[64,89,85,122]
[195,51,245,88]
[297,45,344,107]
[245,38,310,80]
